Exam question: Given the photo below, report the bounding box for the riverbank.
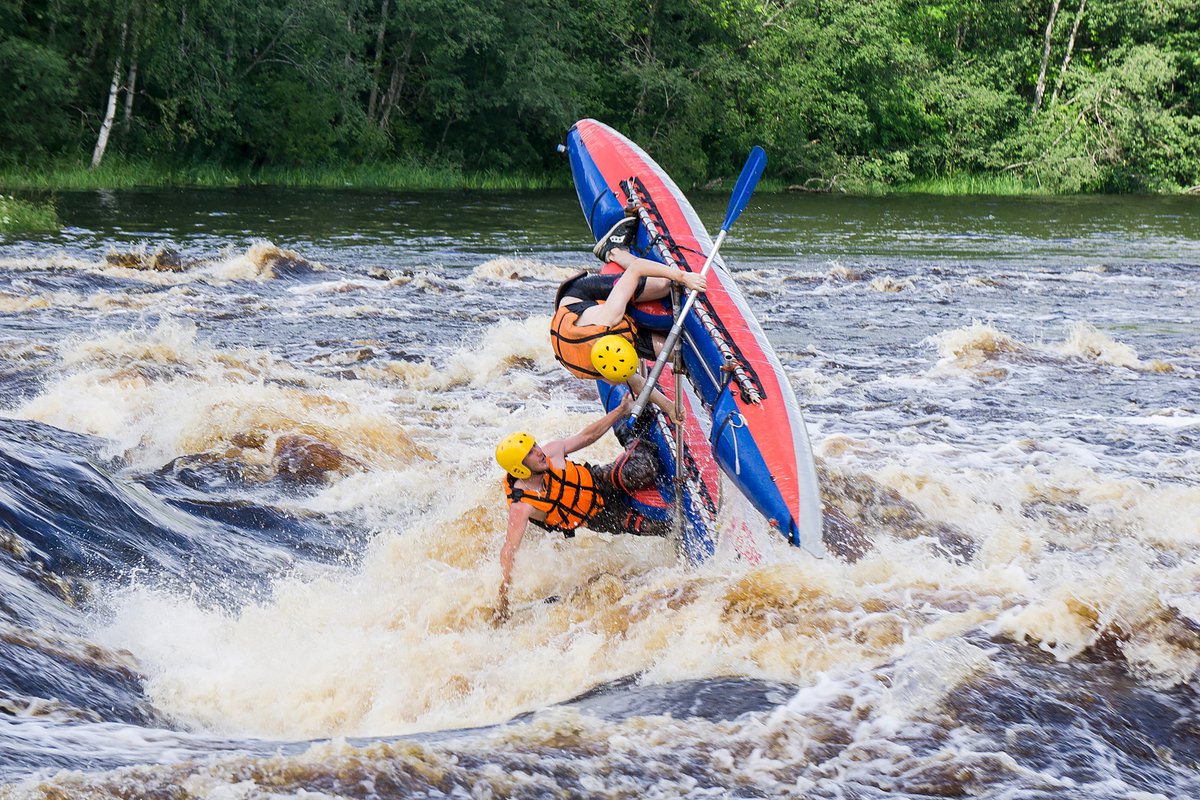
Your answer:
[1,160,1192,202]
[0,160,570,193]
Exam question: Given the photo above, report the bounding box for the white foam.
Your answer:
[470,257,578,282]
[11,318,420,470]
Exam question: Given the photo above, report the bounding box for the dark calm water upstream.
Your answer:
[0,188,1196,798]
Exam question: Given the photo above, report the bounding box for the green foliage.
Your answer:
[921,69,1026,174]
[0,161,566,191]
[0,195,60,233]
[0,0,1196,192]
[1012,44,1200,191]
[0,39,75,161]
[895,173,1047,195]
[237,72,351,165]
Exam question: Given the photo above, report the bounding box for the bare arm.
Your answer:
[495,501,534,624]
[628,372,682,423]
[552,394,633,457]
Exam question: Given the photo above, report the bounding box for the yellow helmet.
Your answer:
[591,334,638,383]
[495,431,535,479]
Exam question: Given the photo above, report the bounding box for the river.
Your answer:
[0,188,1196,798]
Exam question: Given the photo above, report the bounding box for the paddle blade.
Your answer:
[721,145,767,231]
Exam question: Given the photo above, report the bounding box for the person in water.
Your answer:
[551,216,706,421]
[493,393,669,623]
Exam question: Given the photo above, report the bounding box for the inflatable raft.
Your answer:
[566,119,826,559]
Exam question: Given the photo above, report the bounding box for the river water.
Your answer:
[0,188,1196,798]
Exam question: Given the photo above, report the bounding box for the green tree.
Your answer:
[0,0,1195,190]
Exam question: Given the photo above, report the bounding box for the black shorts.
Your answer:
[558,274,657,361]
[556,271,654,309]
[588,495,671,537]
[560,272,647,303]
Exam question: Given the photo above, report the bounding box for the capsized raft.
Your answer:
[566,118,826,558]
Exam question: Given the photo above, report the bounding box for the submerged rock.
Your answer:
[272,434,363,484]
[818,462,977,564]
[105,245,191,272]
[822,502,873,562]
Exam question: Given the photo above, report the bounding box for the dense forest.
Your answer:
[1,0,1197,191]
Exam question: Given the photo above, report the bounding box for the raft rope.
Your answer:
[587,191,608,238]
[626,175,764,402]
[712,411,746,475]
[621,178,763,404]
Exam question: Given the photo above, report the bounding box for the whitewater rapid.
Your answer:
[0,189,1196,798]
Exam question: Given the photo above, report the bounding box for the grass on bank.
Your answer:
[0,159,570,192]
[2,160,1159,196]
[0,195,60,233]
[892,173,1051,195]
[711,171,1050,195]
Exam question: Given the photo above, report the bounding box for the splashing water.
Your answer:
[0,189,1197,798]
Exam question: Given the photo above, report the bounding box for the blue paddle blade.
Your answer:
[721,145,767,232]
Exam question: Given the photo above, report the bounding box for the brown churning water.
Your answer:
[0,189,1196,798]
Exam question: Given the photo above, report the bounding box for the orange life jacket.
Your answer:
[550,302,636,380]
[504,459,604,533]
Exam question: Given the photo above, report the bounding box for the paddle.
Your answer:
[628,146,767,419]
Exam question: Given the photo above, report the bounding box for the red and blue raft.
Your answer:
[566,118,826,560]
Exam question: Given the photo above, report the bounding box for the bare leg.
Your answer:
[650,332,666,355]
[608,248,673,301]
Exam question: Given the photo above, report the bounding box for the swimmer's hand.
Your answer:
[490,588,511,627]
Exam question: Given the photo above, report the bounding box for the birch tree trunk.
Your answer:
[367,0,390,123]
[121,60,138,136]
[378,32,414,130]
[1032,0,1062,115]
[91,16,129,169]
[1050,0,1087,107]
[119,0,142,138]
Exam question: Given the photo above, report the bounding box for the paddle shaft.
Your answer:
[629,229,727,418]
[672,301,685,554]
